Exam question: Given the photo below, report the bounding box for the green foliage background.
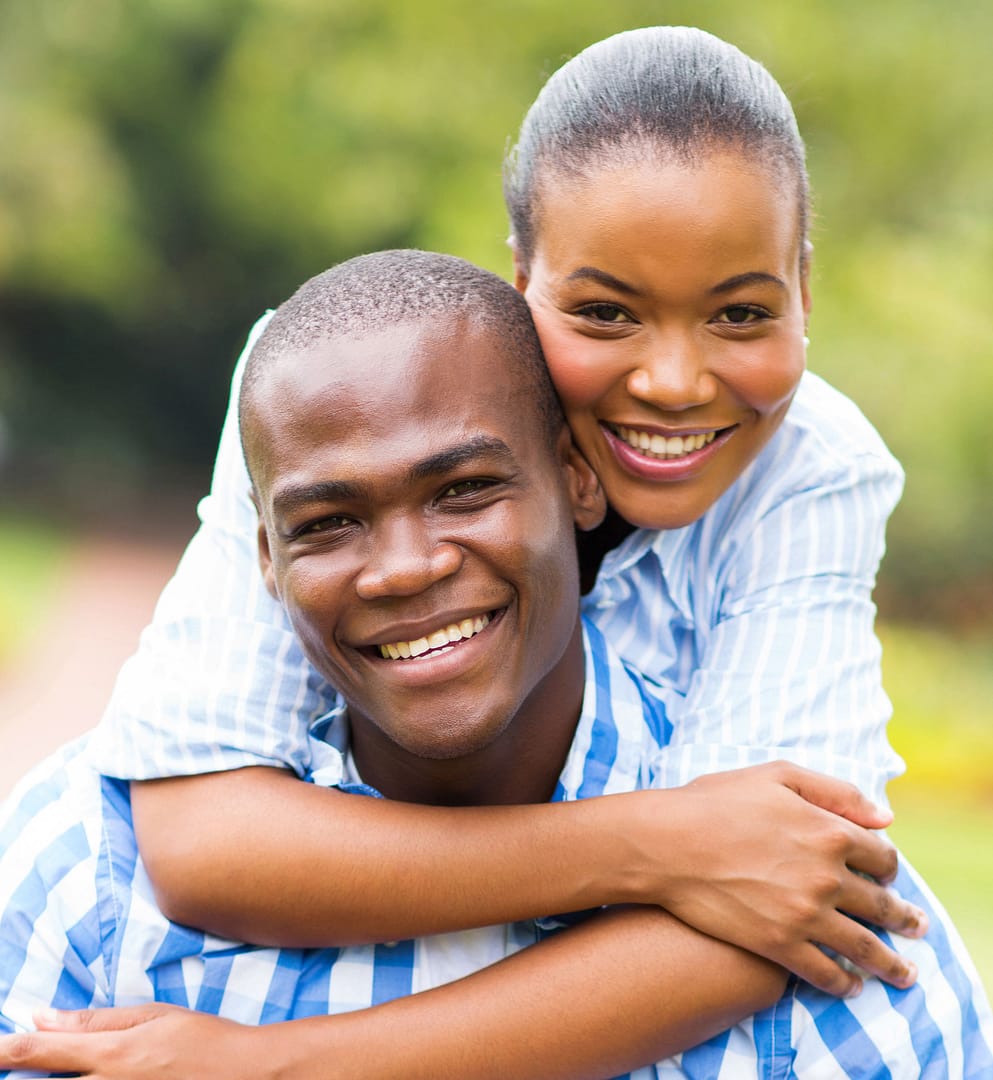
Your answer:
[1,0,991,614]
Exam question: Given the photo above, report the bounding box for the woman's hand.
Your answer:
[630,761,928,997]
[0,1005,277,1080]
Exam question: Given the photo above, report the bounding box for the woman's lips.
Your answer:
[601,422,736,481]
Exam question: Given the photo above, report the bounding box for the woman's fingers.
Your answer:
[820,908,920,989]
[34,1003,172,1032]
[837,869,929,939]
[774,762,894,831]
[0,1029,99,1075]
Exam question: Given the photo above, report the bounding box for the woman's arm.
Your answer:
[133,761,924,996]
[2,905,788,1080]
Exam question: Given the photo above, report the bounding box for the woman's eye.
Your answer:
[577,303,633,324]
[716,305,768,325]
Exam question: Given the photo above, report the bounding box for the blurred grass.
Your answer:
[0,517,68,669]
[0,520,989,995]
[881,623,993,996]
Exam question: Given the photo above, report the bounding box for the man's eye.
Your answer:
[441,479,491,498]
[296,515,354,537]
[577,303,634,324]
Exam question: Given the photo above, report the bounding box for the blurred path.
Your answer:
[0,536,185,799]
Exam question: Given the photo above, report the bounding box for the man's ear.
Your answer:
[251,489,280,601]
[510,240,529,295]
[801,240,813,324]
[556,427,606,532]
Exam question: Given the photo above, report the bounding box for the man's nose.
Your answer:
[625,334,717,411]
[354,518,463,600]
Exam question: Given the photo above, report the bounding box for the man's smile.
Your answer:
[375,610,496,660]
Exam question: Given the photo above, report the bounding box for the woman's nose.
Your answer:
[625,336,717,411]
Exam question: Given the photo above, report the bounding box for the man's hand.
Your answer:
[629,761,928,997]
[0,1005,274,1080]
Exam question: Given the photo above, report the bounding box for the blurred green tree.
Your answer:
[1,0,990,614]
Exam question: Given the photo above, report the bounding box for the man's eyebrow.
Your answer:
[408,436,516,481]
[710,271,787,295]
[269,436,515,516]
[563,266,640,296]
[271,478,365,517]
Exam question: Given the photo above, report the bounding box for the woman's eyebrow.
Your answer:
[564,266,640,295]
[710,271,786,295]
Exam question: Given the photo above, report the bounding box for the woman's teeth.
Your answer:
[378,614,492,660]
[613,425,717,459]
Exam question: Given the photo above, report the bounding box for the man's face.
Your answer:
[248,316,602,779]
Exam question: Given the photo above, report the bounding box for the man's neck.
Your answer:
[348,620,587,806]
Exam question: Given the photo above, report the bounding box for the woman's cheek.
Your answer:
[540,333,612,410]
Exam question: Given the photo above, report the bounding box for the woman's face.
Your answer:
[517,151,810,531]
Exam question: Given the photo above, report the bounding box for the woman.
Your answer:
[5,27,979,1080]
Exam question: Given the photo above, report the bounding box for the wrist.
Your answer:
[586,788,679,907]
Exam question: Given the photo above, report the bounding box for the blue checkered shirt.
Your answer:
[2,621,992,1078]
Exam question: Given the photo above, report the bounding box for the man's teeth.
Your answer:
[378,614,492,660]
[613,425,717,459]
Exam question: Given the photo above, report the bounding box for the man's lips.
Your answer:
[358,608,505,662]
[376,611,494,660]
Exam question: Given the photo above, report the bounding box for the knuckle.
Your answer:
[807,869,842,905]
[874,887,893,925]
[6,1033,40,1064]
[818,967,854,998]
[820,822,852,858]
[766,921,794,951]
[851,928,879,968]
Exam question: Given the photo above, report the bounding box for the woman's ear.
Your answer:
[557,427,606,532]
[801,239,814,322]
[251,490,280,601]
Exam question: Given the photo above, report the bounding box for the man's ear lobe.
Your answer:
[251,490,280,601]
[258,522,280,600]
[558,429,606,532]
[511,243,529,295]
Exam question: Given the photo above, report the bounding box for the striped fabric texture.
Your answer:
[2,621,992,1078]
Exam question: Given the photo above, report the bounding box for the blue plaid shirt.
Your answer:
[2,621,991,1078]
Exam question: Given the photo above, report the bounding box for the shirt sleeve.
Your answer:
[0,758,108,1065]
[651,441,906,808]
[87,314,342,780]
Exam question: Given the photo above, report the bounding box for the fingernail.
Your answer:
[907,909,929,936]
[35,1007,59,1025]
[845,978,863,999]
[903,961,918,986]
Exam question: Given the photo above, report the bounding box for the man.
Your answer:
[1,251,990,1079]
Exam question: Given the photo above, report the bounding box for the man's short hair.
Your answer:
[239,250,564,462]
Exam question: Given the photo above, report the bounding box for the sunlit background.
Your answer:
[1,0,991,992]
